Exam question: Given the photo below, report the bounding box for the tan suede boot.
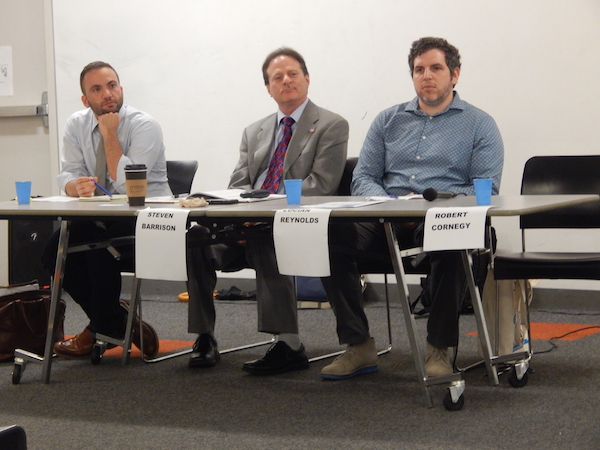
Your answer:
[425,342,453,377]
[321,337,379,380]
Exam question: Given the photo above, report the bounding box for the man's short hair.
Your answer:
[261,47,309,85]
[79,61,119,95]
[408,37,461,75]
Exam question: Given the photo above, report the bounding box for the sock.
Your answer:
[277,333,302,351]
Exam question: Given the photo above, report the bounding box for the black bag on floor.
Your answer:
[0,283,66,362]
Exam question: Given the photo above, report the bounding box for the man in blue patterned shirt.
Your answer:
[320,37,504,380]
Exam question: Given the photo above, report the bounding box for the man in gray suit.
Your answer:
[186,47,349,374]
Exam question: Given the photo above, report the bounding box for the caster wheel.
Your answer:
[507,366,528,388]
[443,390,464,411]
[12,364,22,385]
[91,346,103,365]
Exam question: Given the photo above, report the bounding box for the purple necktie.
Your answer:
[261,116,295,194]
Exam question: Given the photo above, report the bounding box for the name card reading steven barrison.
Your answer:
[135,208,190,281]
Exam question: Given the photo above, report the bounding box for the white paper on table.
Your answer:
[135,208,190,281]
[273,208,332,276]
[31,196,79,202]
[423,206,491,251]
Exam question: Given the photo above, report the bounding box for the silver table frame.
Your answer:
[1,194,597,403]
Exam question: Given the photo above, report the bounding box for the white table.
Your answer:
[1,194,597,407]
[200,194,600,408]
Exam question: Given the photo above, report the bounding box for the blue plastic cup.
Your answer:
[15,181,32,205]
[473,178,492,205]
[284,179,302,205]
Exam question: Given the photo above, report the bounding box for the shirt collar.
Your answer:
[405,91,465,116]
[277,98,309,124]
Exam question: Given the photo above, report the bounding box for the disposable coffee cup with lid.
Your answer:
[125,164,147,206]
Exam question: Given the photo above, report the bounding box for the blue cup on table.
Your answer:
[473,178,492,205]
[284,179,302,205]
[15,181,32,205]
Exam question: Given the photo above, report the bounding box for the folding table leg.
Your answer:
[383,223,432,407]
[384,222,464,409]
[12,220,71,384]
[461,251,499,386]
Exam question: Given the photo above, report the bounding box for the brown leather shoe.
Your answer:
[54,327,95,358]
[132,318,159,358]
[119,300,159,358]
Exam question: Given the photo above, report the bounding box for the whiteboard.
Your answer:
[52,0,600,259]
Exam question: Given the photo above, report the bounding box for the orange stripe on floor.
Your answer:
[63,336,194,358]
[466,322,600,341]
[104,339,194,358]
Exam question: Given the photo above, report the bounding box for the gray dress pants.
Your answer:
[186,224,299,336]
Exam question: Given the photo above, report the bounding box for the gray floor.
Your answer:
[1,280,600,449]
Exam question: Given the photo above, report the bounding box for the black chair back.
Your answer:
[336,157,431,275]
[0,425,27,450]
[338,157,358,196]
[520,155,600,229]
[166,160,199,196]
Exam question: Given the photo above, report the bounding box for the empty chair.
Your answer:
[166,160,199,196]
[492,155,600,385]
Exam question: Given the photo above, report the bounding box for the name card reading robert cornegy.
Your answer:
[429,210,472,230]
[423,206,491,251]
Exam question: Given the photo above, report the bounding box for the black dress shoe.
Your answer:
[189,334,220,368]
[243,341,309,375]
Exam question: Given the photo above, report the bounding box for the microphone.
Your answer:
[422,188,458,201]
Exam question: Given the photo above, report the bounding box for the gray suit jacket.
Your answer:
[228,100,349,195]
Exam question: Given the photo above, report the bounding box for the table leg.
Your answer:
[383,222,433,407]
[461,250,499,385]
[384,222,465,408]
[41,219,70,383]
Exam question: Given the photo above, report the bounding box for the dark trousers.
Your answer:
[186,223,299,336]
[42,220,134,335]
[321,221,466,348]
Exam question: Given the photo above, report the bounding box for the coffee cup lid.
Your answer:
[125,164,147,170]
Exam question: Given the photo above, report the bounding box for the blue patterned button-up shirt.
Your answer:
[352,92,504,197]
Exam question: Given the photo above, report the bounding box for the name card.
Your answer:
[135,208,190,281]
[423,206,491,251]
[273,208,332,276]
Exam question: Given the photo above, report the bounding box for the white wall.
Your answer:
[0,0,58,284]
[51,0,600,288]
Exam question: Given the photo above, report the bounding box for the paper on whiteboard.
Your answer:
[0,46,13,96]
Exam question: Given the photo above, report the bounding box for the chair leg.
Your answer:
[140,282,274,363]
[92,276,139,365]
